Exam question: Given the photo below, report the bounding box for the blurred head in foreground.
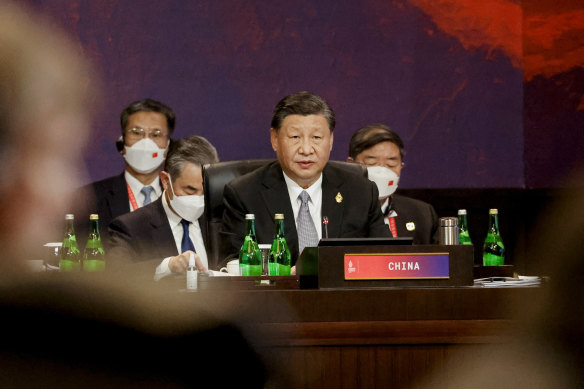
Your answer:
[418,171,584,388]
[0,3,94,269]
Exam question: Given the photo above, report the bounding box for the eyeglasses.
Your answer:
[125,127,168,141]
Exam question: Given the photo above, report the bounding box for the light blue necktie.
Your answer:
[141,186,154,206]
[297,191,319,254]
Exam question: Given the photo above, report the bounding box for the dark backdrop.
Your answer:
[21,0,583,189]
[19,0,584,272]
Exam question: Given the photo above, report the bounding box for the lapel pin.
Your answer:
[335,192,343,203]
[406,222,416,231]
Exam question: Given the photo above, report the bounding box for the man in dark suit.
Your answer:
[222,91,390,266]
[78,99,175,246]
[108,135,220,277]
[347,124,439,244]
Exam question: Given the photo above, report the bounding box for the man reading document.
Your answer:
[108,135,220,278]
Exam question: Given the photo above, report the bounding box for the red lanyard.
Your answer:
[388,216,398,238]
[126,182,139,211]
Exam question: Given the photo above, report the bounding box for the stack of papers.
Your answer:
[207,270,231,277]
[474,276,542,288]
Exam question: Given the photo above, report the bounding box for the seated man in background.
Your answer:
[108,135,220,277]
[347,124,439,244]
[222,91,390,266]
[79,98,175,244]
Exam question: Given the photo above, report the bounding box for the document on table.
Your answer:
[208,270,231,277]
[474,276,542,287]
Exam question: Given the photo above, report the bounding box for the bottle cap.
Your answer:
[89,214,99,220]
[274,213,284,220]
[65,214,74,220]
[188,252,195,267]
[245,214,255,220]
[458,209,467,215]
[489,208,498,215]
[440,217,457,227]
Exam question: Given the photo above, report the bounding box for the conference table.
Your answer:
[188,277,541,388]
[124,242,542,388]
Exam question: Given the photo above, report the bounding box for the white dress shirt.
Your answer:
[154,190,208,281]
[125,170,162,210]
[282,172,323,241]
[380,197,398,225]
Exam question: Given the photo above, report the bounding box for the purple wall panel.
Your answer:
[524,68,584,188]
[21,0,529,188]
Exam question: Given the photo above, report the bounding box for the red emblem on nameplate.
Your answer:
[344,253,449,280]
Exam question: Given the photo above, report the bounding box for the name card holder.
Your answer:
[296,244,474,289]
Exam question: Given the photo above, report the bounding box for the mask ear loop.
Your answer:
[167,174,177,198]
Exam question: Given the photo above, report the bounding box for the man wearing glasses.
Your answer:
[80,99,175,245]
[347,124,439,244]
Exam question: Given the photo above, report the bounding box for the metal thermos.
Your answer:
[439,217,459,245]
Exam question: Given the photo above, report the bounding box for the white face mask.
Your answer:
[124,138,168,174]
[367,166,399,199]
[167,175,205,222]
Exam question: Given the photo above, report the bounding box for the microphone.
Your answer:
[322,216,329,239]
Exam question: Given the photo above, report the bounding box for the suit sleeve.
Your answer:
[220,182,246,263]
[366,180,392,238]
[427,203,440,244]
[107,218,139,267]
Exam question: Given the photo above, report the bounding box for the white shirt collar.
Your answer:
[381,197,398,218]
[381,197,389,213]
[282,171,323,202]
[124,170,162,207]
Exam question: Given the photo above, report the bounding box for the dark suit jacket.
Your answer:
[78,172,166,250]
[107,197,212,269]
[391,193,439,244]
[77,173,130,250]
[222,161,390,265]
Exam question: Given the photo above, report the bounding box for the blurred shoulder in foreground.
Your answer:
[0,3,268,387]
[417,170,584,388]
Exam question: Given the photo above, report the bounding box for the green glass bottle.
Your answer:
[457,209,472,245]
[83,214,105,272]
[239,214,262,276]
[482,208,505,266]
[59,214,81,272]
[268,214,291,276]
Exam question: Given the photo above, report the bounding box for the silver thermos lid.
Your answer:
[439,217,459,245]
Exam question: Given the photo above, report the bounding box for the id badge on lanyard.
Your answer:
[126,182,139,211]
[388,216,398,238]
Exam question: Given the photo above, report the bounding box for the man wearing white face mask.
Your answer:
[79,99,174,246]
[107,135,220,279]
[348,124,439,244]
